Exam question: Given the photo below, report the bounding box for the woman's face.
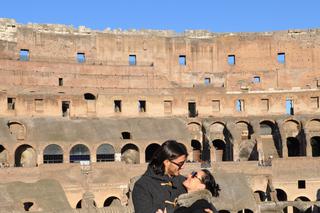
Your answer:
[164,155,187,177]
[183,170,206,192]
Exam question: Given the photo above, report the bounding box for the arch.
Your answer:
[23,202,34,211]
[209,122,225,134]
[76,199,97,209]
[219,211,230,213]
[145,143,160,163]
[121,143,140,164]
[84,93,96,100]
[236,121,253,140]
[260,120,282,158]
[8,121,26,140]
[237,209,254,213]
[287,137,302,157]
[311,136,320,157]
[43,144,63,164]
[283,119,300,136]
[306,119,320,132]
[15,144,36,167]
[293,196,312,213]
[103,196,120,207]
[0,145,8,166]
[191,140,201,162]
[259,121,274,135]
[187,122,201,132]
[276,189,288,213]
[96,144,115,162]
[254,190,266,201]
[212,139,226,161]
[69,144,90,163]
[121,131,132,140]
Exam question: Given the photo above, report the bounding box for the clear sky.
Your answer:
[1,0,319,33]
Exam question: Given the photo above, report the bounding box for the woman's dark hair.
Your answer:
[201,169,221,197]
[149,140,188,175]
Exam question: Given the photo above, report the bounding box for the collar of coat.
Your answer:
[176,189,212,208]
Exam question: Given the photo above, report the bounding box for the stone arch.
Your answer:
[311,136,320,157]
[236,121,253,140]
[187,122,202,141]
[293,196,312,213]
[276,189,288,213]
[96,143,115,162]
[212,139,227,161]
[209,122,225,134]
[145,143,160,163]
[260,120,282,158]
[103,196,121,207]
[305,119,320,132]
[0,145,8,166]
[15,144,37,167]
[69,144,90,163]
[43,144,63,164]
[76,199,97,209]
[237,209,254,213]
[283,119,300,136]
[287,137,303,157]
[191,139,201,162]
[8,121,26,140]
[121,143,139,164]
[84,93,96,100]
[254,190,267,202]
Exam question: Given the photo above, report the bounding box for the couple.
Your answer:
[132,140,220,213]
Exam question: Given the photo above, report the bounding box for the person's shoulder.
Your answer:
[191,199,212,209]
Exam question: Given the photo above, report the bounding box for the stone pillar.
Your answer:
[305,131,312,157]
[37,148,42,166]
[226,122,239,161]
[278,121,288,158]
[139,150,145,164]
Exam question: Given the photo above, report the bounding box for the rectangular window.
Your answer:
[59,78,63,86]
[311,97,319,109]
[212,100,220,112]
[62,101,70,117]
[164,100,172,114]
[236,99,245,112]
[188,102,197,117]
[129,55,136,65]
[114,100,122,112]
[138,100,146,112]
[20,49,29,61]
[179,55,186,66]
[277,53,285,64]
[286,99,294,115]
[298,180,306,189]
[77,53,85,63]
[228,55,235,65]
[204,78,211,85]
[261,99,269,112]
[253,76,261,83]
[35,99,44,112]
[7,97,15,110]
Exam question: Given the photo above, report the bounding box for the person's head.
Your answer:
[149,140,188,177]
[183,169,220,197]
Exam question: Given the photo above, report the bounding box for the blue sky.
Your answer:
[1,0,319,32]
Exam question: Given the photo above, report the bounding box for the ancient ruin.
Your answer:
[0,18,320,212]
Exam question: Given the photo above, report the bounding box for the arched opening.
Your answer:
[121,131,131,140]
[191,140,201,162]
[43,144,63,164]
[96,144,115,162]
[237,209,254,213]
[293,196,311,213]
[103,196,120,207]
[219,211,230,213]
[287,137,300,157]
[69,144,90,163]
[311,136,320,157]
[0,145,8,166]
[260,121,282,158]
[8,121,25,140]
[254,190,266,201]
[84,93,96,100]
[212,139,226,161]
[15,144,36,167]
[76,199,97,209]
[121,144,139,164]
[276,189,288,213]
[23,202,34,211]
[145,143,160,163]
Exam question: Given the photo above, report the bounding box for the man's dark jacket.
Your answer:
[132,165,186,213]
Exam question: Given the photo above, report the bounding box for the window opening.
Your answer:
[122,132,131,139]
[188,102,197,117]
[129,55,136,65]
[212,100,220,112]
[277,53,285,64]
[179,55,186,66]
[114,100,122,112]
[228,55,235,65]
[236,99,245,112]
[59,78,63,86]
[253,76,261,83]
[62,101,70,117]
[204,78,211,85]
[298,180,306,189]
[7,97,15,110]
[20,49,29,61]
[77,52,85,63]
[285,99,294,115]
[164,100,172,114]
[138,100,146,112]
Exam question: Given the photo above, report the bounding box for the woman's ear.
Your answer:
[163,159,170,167]
[198,183,206,190]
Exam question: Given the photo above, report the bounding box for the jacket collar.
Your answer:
[176,189,212,208]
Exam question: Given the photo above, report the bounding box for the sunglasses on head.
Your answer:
[191,171,203,183]
[170,160,185,169]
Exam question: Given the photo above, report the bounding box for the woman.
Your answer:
[157,169,220,213]
[132,140,188,213]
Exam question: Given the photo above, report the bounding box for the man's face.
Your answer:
[165,155,187,177]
